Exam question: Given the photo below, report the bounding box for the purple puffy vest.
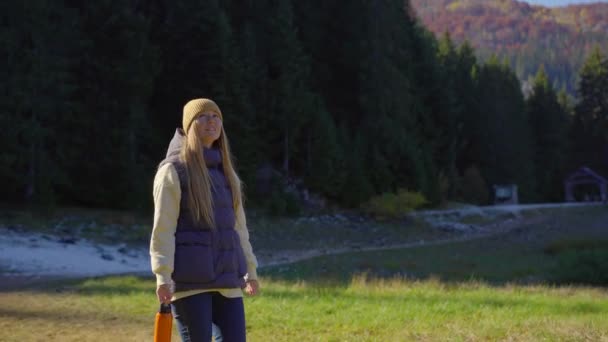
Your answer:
[162,148,247,292]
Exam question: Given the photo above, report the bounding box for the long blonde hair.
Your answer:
[180,120,243,229]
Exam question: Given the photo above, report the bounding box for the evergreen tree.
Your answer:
[473,56,537,202]
[0,0,80,206]
[148,0,229,140]
[226,21,265,186]
[557,87,574,116]
[358,0,440,201]
[71,1,160,208]
[455,40,482,167]
[305,99,345,198]
[526,66,569,201]
[338,131,373,207]
[435,34,479,201]
[293,0,367,128]
[4,0,594,211]
[265,0,315,177]
[570,47,608,176]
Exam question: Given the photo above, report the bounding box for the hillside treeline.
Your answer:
[1,0,606,212]
[411,0,608,95]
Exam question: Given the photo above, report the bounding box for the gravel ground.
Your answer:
[1,202,605,289]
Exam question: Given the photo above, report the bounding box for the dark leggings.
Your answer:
[171,292,246,342]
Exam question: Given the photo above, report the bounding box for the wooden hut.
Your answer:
[564,167,607,202]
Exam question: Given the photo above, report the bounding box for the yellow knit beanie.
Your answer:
[182,98,223,133]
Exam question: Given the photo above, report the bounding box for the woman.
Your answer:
[150,98,259,341]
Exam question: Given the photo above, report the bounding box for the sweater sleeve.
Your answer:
[150,163,181,287]
[235,204,259,280]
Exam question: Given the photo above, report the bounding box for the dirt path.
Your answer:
[0,216,530,290]
[270,203,608,268]
[255,213,546,268]
[1,202,604,290]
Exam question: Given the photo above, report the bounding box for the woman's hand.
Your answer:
[157,284,173,304]
[244,279,260,296]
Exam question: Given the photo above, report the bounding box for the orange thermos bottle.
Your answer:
[154,303,173,342]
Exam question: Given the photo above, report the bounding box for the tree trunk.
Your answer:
[283,124,289,177]
[307,130,311,174]
[26,112,36,201]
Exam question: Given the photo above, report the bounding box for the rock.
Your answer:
[334,214,347,221]
[434,222,478,233]
[58,237,77,244]
[7,224,23,231]
[117,246,139,258]
[101,253,114,261]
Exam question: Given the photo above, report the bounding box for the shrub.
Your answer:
[361,189,428,219]
[544,238,608,255]
[551,249,608,285]
[265,189,301,217]
[546,239,608,286]
[456,166,489,205]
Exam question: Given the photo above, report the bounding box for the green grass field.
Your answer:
[264,236,556,284]
[1,204,607,341]
[0,275,607,341]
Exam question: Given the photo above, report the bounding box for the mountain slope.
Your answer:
[411,0,608,94]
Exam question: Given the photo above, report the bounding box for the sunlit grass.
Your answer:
[249,276,608,341]
[1,275,607,341]
[1,204,606,340]
[0,276,163,342]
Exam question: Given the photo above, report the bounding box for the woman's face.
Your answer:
[195,111,222,147]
